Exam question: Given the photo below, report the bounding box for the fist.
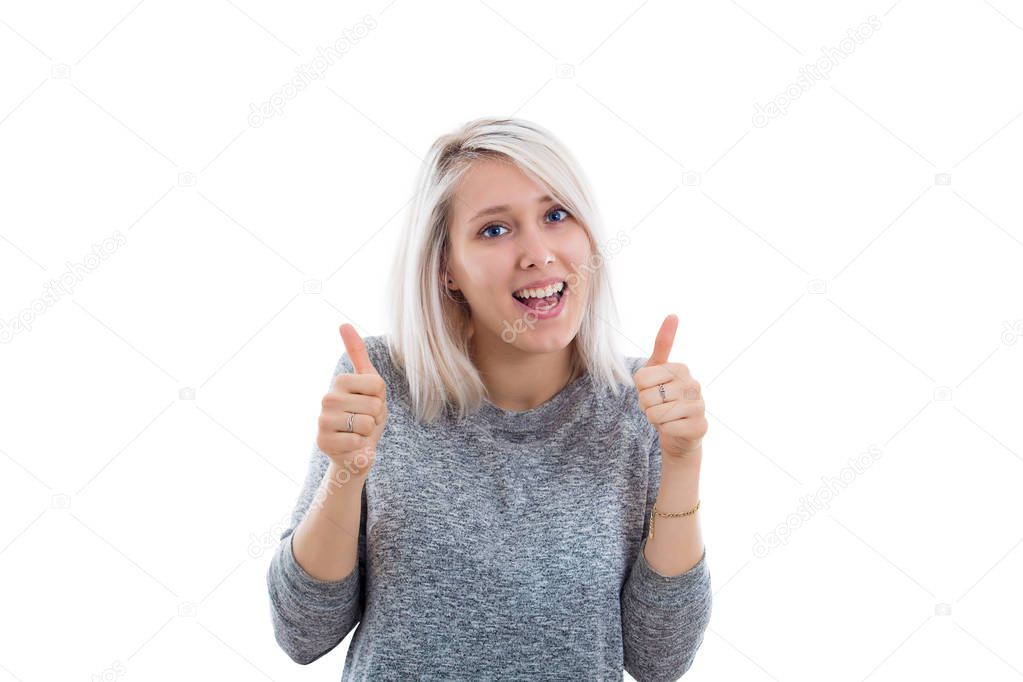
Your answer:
[632,314,707,462]
[316,324,388,478]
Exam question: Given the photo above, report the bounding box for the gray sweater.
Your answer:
[266,334,712,680]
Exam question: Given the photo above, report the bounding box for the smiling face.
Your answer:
[444,156,593,354]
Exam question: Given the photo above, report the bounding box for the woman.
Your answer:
[266,117,711,679]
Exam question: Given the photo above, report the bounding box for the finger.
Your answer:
[644,314,678,367]
[320,411,377,437]
[660,414,708,441]
[318,431,371,456]
[323,389,384,416]
[340,323,378,375]
[643,397,704,425]
[633,363,689,391]
[637,375,700,407]
[332,372,388,399]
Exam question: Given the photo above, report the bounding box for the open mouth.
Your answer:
[512,281,567,313]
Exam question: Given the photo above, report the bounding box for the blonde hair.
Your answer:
[384,116,632,424]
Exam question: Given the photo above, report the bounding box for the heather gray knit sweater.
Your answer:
[266,334,712,680]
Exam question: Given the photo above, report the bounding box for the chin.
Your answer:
[520,334,572,353]
[504,320,577,352]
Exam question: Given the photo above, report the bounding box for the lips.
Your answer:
[512,280,567,305]
[510,276,567,297]
[512,283,568,319]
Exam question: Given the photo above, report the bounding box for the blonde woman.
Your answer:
[266,117,711,680]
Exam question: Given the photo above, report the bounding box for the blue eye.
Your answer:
[480,224,509,239]
[547,207,570,222]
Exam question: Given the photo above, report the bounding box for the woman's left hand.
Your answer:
[632,314,707,464]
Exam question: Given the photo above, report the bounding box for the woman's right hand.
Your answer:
[316,324,388,478]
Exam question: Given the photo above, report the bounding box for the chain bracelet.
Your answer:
[649,499,701,540]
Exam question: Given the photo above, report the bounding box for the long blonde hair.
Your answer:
[384,116,633,424]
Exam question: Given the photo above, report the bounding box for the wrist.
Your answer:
[327,458,370,484]
[662,445,702,474]
[656,454,701,510]
[320,462,368,508]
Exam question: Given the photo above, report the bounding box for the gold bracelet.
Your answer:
[649,499,700,540]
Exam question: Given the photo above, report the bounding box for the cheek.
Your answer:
[567,223,592,254]
[460,253,506,285]
[456,252,515,300]
[565,230,595,282]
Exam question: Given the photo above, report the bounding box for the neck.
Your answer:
[470,334,579,412]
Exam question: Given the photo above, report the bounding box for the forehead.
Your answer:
[451,158,550,220]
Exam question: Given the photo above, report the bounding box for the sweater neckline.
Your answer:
[472,369,593,433]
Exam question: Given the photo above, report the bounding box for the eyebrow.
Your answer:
[467,195,555,222]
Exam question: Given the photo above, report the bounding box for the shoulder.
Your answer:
[595,355,647,406]
[358,333,408,394]
[623,355,660,446]
[585,354,656,443]
[360,333,389,366]
[624,355,647,376]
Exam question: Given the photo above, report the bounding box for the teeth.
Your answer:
[513,281,565,299]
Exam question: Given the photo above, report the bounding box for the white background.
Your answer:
[2,1,1022,680]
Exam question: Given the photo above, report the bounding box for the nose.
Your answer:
[517,222,557,270]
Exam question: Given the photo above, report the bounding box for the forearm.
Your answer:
[644,449,704,577]
[291,461,366,582]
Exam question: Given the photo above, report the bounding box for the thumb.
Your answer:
[339,324,378,375]
[644,314,678,367]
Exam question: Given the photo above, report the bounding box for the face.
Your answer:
[444,157,592,354]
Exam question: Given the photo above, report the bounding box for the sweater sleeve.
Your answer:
[621,426,712,681]
[265,349,368,665]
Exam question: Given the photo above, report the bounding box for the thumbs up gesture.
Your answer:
[316,324,388,479]
[632,314,707,463]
